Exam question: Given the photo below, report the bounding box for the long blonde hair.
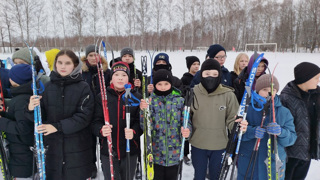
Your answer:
[233,53,249,75]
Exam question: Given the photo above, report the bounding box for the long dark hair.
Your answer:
[54,49,79,68]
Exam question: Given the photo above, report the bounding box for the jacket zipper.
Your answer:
[117,95,121,160]
[164,98,169,166]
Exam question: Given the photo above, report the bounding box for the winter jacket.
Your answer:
[233,57,268,103]
[238,95,297,180]
[190,84,239,150]
[0,68,12,98]
[0,81,34,178]
[92,84,142,160]
[181,72,194,86]
[140,89,191,166]
[81,56,111,96]
[26,65,94,180]
[230,71,238,87]
[280,81,320,161]
[128,63,143,89]
[190,65,232,88]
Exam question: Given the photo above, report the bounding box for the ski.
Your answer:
[177,89,194,180]
[141,56,154,180]
[124,84,131,180]
[219,52,264,180]
[24,40,46,180]
[147,50,155,84]
[95,40,119,180]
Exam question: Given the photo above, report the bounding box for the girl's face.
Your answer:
[303,73,320,90]
[155,81,171,92]
[87,52,97,66]
[190,62,200,74]
[258,87,278,98]
[121,54,134,64]
[202,69,219,78]
[56,55,75,77]
[239,55,249,71]
[256,62,266,76]
[112,71,128,91]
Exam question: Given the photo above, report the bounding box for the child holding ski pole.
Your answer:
[189,59,247,180]
[91,61,142,180]
[0,64,34,179]
[27,50,94,180]
[139,69,191,180]
[237,74,297,180]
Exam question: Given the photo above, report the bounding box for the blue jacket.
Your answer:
[190,65,232,88]
[237,95,297,180]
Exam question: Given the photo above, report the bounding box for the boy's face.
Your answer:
[155,60,167,65]
[201,69,219,78]
[13,58,28,65]
[258,87,278,98]
[190,62,200,74]
[213,51,226,66]
[87,52,97,66]
[112,71,128,91]
[155,81,171,92]
[121,54,134,64]
[302,73,320,90]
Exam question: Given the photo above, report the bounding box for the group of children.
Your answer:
[0,44,319,180]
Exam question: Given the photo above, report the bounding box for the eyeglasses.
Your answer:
[214,55,227,60]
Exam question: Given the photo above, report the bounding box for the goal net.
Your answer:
[245,43,277,52]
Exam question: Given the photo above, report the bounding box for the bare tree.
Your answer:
[1,0,13,52]
[59,0,67,48]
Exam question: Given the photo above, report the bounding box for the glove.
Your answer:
[266,122,281,136]
[255,126,266,139]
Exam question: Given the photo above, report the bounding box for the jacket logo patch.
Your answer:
[219,106,226,111]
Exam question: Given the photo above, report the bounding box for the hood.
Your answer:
[81,56,108,72]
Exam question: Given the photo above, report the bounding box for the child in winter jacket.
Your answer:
[237,74,297,180]
[140,69,191,180]
[28,50,94,180]
[189,59,247,180]
[91,61,142,180]
[0,64,33,179]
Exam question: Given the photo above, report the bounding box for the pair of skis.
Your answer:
[25,40,46,180]
[219,53,265,180]
[177,89,194,180]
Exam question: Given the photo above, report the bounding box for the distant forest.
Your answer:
[0,0,319,53]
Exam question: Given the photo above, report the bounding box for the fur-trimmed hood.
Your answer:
[81,56,108,72]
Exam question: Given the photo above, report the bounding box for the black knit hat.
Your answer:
[294,62,320,84]
[186,56,200,70]
[85,45,98,57]
[207,44,226,58]
[153,69,172,86]
[200,59,221,78]
[120,47,134,58]
[111,61,130,77]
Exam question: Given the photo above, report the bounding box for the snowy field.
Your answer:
[0,50,319,180]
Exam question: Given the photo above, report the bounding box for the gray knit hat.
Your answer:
[12,47,36,64]
[255,74,279,93]
[85,44,98,57]
[120,47,134,58]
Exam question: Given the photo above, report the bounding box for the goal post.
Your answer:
[245,43,277,52]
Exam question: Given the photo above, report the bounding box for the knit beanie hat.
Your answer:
[200,59,221,77]
[111,61,130,77]
[9,64,33,85]
[294,62,320,84]
[255,74,280,93]
[207,44,226,59]
[45,48,60,71]
[153,69,173,86]
[186,56,200,70]
[85,45,98,57]
[12,47,36,64]
[120,47,134,58]
[154,53,170,66]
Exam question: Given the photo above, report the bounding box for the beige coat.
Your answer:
[189,83,239,150]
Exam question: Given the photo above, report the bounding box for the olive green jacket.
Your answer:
[189,83,239,150]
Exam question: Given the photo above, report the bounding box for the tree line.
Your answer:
[0,0,319,53]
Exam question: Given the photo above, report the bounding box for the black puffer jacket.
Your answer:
[181,72,194,86]
[0,81,34,178]
[92,84,142,159]
[280,81,320,161]
[34,69,94,180]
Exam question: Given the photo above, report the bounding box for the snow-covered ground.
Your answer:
[0,50,319,180]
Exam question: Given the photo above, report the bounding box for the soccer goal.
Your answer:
[245,43,277,52]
